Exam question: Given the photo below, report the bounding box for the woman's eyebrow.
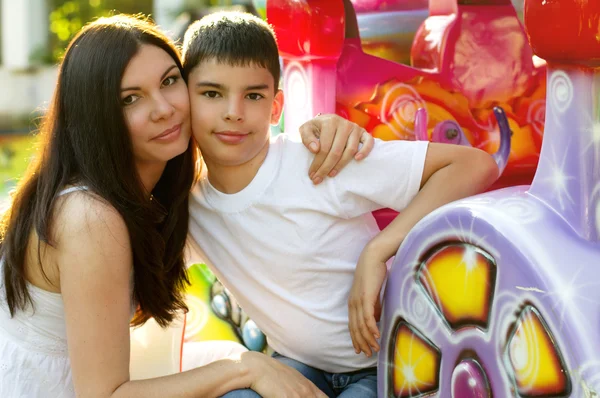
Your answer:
[121,64,178,92]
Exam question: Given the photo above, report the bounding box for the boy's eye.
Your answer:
[122,94,139,106]
[246,93,264,100]
[203,91,221,98]
[162,75,179,87]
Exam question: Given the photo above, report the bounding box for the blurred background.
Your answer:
[0,0,262,205]
[0,0,524,206]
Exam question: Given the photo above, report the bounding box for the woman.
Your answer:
[0,15,372,397]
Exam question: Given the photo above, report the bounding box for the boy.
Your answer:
[183,12,498,397]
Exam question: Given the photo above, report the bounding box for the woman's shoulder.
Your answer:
[50,188,133,288]
[23,187,131,293]
[52,188,128,245]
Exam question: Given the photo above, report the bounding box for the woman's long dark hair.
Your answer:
[0,15,197,327]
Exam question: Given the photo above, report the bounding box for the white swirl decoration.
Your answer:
[183,294,210,341]
[398,269,439,333]
[380,83,426,138]
[508,312,541,391]
[549,71,573,114]
[285,62,308,110]
[526,99,546,136]
[577,361,600,393]
[283,61,311,128]
[495,197,542,224]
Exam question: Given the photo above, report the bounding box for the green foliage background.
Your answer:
[33,1,258,64]
[45,0,154,63]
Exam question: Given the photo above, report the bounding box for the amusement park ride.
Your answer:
[374,0,600,392]
[264,0,598,395]
[268,0,546,228]
[134,0,600,396]
[269,0,544,189]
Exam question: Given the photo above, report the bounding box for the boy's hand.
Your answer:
[299,114,374,184]
[348,246,387,357]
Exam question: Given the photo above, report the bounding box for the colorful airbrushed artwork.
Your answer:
[6,2,599,395]
[268,0,600,396]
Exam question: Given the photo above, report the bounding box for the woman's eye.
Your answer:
[203,91,220,98]
[247,93,264,100]
[162,76,179,87]
[122,94,139,106]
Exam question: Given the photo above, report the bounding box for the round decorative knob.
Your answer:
[242,320,267,352]
[451,359,491,398]
[524,0,600,66]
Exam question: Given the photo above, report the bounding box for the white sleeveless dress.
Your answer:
[0,186,88,397]
[0,282,74,397]
[0,186,248,397]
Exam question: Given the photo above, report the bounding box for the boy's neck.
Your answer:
[204,140,270,194]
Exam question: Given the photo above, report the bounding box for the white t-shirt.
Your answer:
[189,135,428,373]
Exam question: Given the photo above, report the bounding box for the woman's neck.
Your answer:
[136,160,167,195]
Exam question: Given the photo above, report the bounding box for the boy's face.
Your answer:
[188,58,283,168]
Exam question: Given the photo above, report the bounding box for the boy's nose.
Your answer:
[224,101,244,122]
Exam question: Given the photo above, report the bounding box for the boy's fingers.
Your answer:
[307,121,336,179]
[363,301,381,350]
[299,118,325,179]
[311,123,350,183]
[298,119,321,154]
[363,298,380,338]
[360,301,379,353]
[350,324,359,354]
[348,303,360,353]
[308,151,327,181]
[355,304,373,357]
[316,119,336,155]
[355,131,374,161]
[326,126,362,178]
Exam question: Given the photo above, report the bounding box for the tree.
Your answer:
[45,0,153,63]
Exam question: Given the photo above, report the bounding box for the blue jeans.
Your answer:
[221,390,261,398]
[220,354,377,398]
[273,352,377,398]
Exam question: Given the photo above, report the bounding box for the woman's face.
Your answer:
[121,44,191,169]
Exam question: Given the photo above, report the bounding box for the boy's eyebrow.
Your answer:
[121,64,178,92]
[195,82,225,89]
[245,84,270,91]
[195,82,271,91]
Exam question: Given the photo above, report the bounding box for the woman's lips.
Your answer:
[153,123,182,142]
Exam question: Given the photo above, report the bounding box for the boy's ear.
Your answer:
[270,89,284,125]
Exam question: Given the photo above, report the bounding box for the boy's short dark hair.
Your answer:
[182,11,281,90]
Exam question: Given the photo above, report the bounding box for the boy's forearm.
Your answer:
[367,158,498,261]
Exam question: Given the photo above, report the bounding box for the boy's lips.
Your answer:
[214,131,249,144]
